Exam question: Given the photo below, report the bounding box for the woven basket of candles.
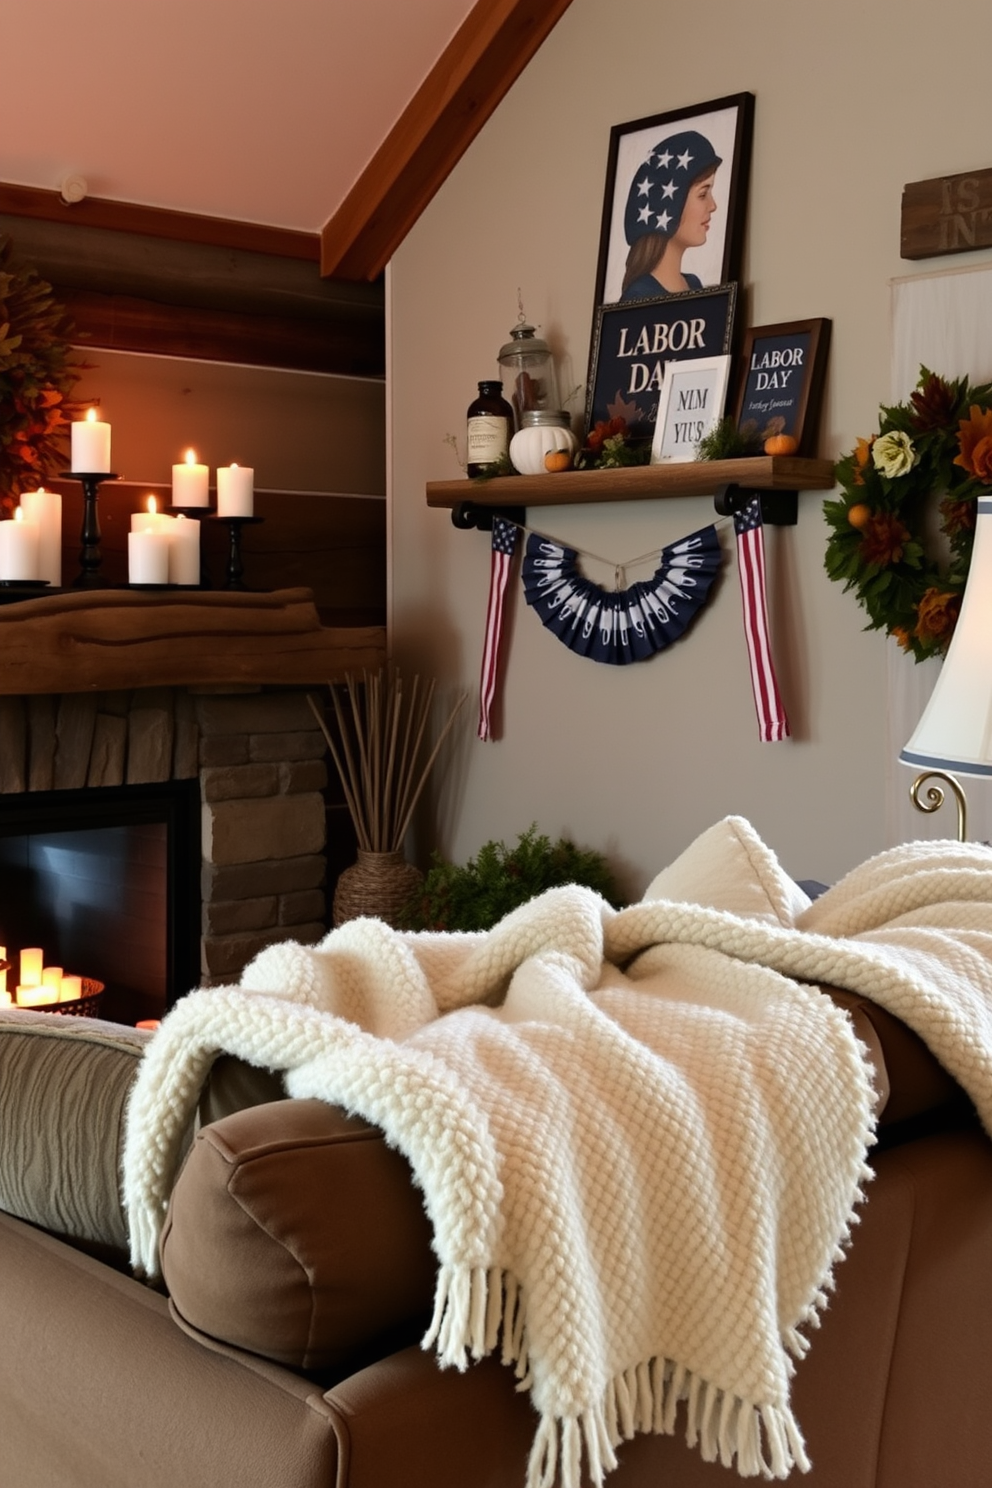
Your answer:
[52,978,106,1018]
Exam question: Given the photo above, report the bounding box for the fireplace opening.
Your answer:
[0,781,201,1025]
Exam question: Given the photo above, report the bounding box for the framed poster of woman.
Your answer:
[593,93,754,308]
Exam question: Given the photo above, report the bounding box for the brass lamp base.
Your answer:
[909,769,968,842]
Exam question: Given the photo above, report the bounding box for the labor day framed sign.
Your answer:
[584,282,737,444]
[734,318,832,455]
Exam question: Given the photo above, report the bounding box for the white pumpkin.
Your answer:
[509,421,579,475]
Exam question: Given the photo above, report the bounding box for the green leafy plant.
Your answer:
[401,825,623,932]
[695,416,763,461]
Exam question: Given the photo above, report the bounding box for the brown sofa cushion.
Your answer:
[819,986,961,1126]
[160,1098,437,1372]
[0,1010,152,1265]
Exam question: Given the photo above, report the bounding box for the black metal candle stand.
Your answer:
[62,471,120,588]
[210,514,263,590]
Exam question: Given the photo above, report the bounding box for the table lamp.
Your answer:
[899,494,992,841]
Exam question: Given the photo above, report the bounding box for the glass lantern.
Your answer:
[497,322,560,428]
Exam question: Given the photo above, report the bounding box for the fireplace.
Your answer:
[0,782,200,1024]
[0,682,336,1022]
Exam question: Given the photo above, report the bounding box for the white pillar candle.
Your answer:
[128,529,170,584]
[19,487,62,587]
[172,449,210,508]
[216,463,254,516]
[0,991,11,1007]
[131,495,168,534]
[17,984,57,1007]
[71,408,111,473]
[0,509,40,581]
[19,948,44,988]
[169,514,200,585]
[59,975,82,1003]
[42,967,63,998]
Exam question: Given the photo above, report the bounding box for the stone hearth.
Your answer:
[0,685,333,994]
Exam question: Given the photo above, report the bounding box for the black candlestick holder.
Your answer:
[211,514,263,590]
[62,471,120,588]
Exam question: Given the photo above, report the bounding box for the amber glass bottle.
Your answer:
[466,381,514,476]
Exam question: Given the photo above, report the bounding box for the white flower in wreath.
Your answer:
[872,429,919,479]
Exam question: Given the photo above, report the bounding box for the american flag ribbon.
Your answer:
[478,516,520,741]
[733,497,790,743]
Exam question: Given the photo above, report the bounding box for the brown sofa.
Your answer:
[0,991,991,1488]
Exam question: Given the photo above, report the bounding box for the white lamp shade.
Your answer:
[901,495,992,778]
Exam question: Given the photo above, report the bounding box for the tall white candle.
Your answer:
[71,408,111,473]
[172,449,210,508]
[20,948,43,988]
[0,510,40,581]
[169,514,200,585]
[128,529,170,584]
[19,487,62,587]
[216,463,254,517]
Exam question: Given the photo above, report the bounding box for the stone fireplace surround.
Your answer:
[0,684,335,998]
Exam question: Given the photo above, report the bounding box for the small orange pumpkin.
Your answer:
[544,448,572,472]
[847,503,872,530]
[764,433,799,456]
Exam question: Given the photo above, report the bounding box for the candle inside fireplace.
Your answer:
[71,407,112,473]
[17,984,57,1007]
[59,976,82,1002]
[20,947,43,987]
[42,966,63,998]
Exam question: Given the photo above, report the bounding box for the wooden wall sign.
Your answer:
[901,167,992,260]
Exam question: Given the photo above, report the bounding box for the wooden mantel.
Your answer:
[0,588,386,696]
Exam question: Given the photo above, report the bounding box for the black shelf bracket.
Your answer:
[451,501,526,532]
[712,484,797,526]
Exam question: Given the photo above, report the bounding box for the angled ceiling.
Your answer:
[0,0,573,282]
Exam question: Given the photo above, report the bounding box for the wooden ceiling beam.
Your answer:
[319,0,574,282]
[0,182,319,262]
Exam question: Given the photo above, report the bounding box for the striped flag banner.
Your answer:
[478,516,520,741]
[733,497,790,743]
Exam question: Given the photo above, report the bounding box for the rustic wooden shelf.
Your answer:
[0,587,386,696]
[426,455,835,511]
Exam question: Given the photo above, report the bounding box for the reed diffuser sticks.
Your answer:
[309,670,466,854]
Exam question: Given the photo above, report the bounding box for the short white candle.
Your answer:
[19,488,62,587]
[20,948,43,988]
[18,984,57,1007]
[0,990,11,1007]
[131,495,168,534]
[128,529,170,585]
[0,509,40,581]
[169,514,200,585]
[71,408,111,473]
[42,967,63,998]
[172,448,210,508]
[216,463,254,517]
[59,975,82,1003]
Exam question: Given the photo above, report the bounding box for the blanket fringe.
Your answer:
[426,1265,810,1488]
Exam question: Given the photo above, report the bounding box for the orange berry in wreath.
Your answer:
[544,448,572,472]
[764,433,798,456]
[847,503,872,530]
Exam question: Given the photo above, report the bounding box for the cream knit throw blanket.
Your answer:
[123,819,992,1486]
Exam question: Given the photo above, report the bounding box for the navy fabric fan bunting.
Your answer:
[522,525,723,665]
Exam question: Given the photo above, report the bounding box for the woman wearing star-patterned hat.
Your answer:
[620,130,722,301]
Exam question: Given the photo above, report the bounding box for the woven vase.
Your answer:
[332,849,424,929]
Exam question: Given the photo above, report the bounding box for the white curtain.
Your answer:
[887,262,992,844]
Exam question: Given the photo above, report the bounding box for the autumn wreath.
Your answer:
[824,366,992,661]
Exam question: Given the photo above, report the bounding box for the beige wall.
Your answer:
[73,351,385,496]
[388,0,992,893]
